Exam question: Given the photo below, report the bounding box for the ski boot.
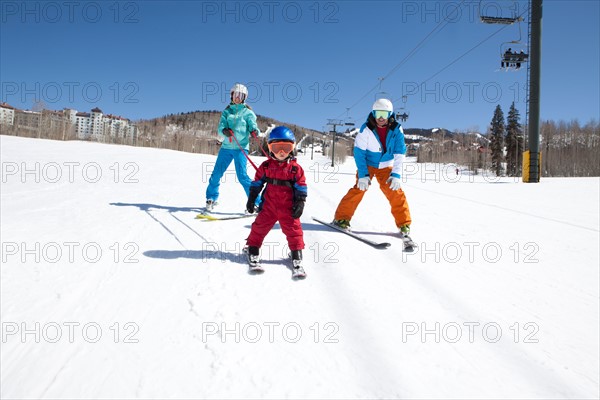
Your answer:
[399,225,416,252]
[290,250,306,280]
[205,199,217,212]
[244,246,264,274]
[332,219,351,231]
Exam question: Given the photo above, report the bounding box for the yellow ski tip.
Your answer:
[195,213,218,221]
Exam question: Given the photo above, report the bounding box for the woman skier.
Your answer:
[205,83,261,211]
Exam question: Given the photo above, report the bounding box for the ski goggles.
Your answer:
[268,141,295,154]
[372,110,392,120]
[232,92,246,102]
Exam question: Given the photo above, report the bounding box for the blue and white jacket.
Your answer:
[354,114,407,179]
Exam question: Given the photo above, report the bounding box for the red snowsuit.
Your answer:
[246,157,307,251]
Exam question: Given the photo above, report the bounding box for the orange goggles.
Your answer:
[268,141,295,154]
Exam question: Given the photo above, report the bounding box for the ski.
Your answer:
[195,212,255,221]
[312,217,391,249]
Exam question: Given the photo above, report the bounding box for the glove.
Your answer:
[250,130,259,138]
[222,128,233,137]
[291,199,305,219]
[386,176,402,190]
[357,177,370,191]
[246,188,260,214]
[246,198,255,214]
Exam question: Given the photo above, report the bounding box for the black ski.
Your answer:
[312,217,391,249]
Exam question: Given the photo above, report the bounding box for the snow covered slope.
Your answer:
[1,136,598,399]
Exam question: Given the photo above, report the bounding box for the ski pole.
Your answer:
[230,131,261,172]
[251,130,270,158]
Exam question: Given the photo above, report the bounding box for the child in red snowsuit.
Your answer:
[245,126,307,277]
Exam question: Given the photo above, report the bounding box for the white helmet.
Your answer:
[372,98,393,112]
[230,83,248,97]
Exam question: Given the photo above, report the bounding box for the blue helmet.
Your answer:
[268,126,295,143]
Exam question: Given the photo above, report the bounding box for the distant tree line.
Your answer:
[134,110,326,157]
[417,103,599,177]
[3,106,596,177]
[416,127,492,175]
[488,103,599,177]
[540,119,600,177]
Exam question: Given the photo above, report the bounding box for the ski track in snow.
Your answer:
[1,136,598,399]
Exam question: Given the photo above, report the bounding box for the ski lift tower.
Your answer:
[481,0,542,182]
[525,0,542,182]
[327,119,345,167]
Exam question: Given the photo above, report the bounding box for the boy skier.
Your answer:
[245,126,308,279]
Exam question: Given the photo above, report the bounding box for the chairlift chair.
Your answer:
[480,1,528,71]
[396,111,409,122]
[479,1,523,24]
[344,108,355,127]
[480,15,523,24]
[500,42,529,69]
[395,95,410,122]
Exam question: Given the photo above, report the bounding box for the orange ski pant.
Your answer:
[334,166,411,228]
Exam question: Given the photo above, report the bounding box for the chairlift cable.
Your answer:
[421,24,510,84]
[392,6,529,104]
[383,0,467,81]
[335,0,467,119]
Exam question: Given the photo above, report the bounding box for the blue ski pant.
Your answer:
[205,148,252,201]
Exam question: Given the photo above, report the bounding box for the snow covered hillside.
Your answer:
[1,135,599,399]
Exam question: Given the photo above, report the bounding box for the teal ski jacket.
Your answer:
[217,103,260,150]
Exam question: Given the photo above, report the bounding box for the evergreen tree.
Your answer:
[505,102,524,176]
[489,105,505,176]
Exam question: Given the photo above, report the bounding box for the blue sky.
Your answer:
[1,0,599,133]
